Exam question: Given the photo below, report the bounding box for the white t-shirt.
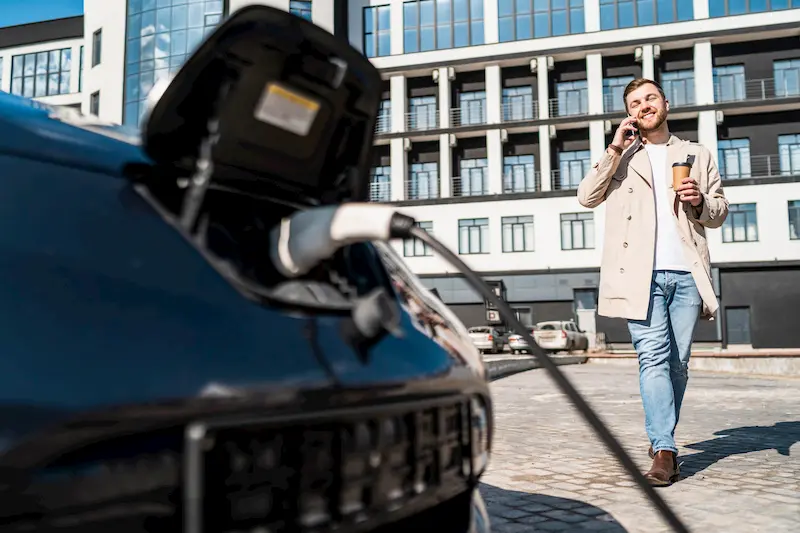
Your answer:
[644,143,690,272]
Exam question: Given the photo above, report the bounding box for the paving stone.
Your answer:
[480,364,800,533]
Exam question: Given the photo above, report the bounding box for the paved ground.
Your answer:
[480,363,800,532]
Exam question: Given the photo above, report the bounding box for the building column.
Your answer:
[694,41,715,106]
[641,44,655,80]
[485,65,504,194]
[390,0,404,55]
[438,67,452,129]
[589,121,607,166]
[698,111,719,164]
[390,74,407,133]
[584,0,601,32]
[389,75,408,201]
[586,53,604,114]
[693,0,710,19]
[440,134,453,198]
[483,0,499,44]
[311,0,334,34]
[536,56,552,191]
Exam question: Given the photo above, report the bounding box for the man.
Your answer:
[577,78,728,486]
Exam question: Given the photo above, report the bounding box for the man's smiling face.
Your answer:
[625,82,669,132]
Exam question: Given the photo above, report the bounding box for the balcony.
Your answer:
[451,174,489,197]
[549,92,589,118]
[501,100,539,123]
[714,78,800,104]
[502,169,541,193]
[375,114,391,135]
[603,93,627,114]
[406,105,440,132]
[450,102,487,128]
[404,174,440,200]
[551,169,582,191]
[722,154,800,181]
[369,180,391,202]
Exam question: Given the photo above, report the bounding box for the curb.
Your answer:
[484,355,588,381]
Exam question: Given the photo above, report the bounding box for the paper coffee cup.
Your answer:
[672,162,691,190]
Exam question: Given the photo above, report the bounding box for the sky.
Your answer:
[0,0,83,28]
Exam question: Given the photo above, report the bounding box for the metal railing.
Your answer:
[374,115,391,135]
[405,106,440,132]
[714,78,800,104]
[369,181,391,202]
[501,100,539,122]
[404,176,440,200]
[451,175,490,197]
[602,93,627,114]
[551,169,582,191]
[722,154,800,180]
[548,93,589,118]
[449,103,487,127]
[502,170,541,193]
[663,84,696,108]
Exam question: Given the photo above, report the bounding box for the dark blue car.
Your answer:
[0,6,492,533]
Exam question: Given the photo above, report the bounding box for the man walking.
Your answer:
[577,78,728,486]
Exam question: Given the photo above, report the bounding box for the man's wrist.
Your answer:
[607,144,623,156]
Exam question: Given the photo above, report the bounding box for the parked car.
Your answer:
[533,320,590,353]
[0,7,492,533]
[507,326,537,354]
[468,326,505,354]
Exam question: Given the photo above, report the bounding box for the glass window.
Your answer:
[408,162,439,200]
[458,218,490,254]
[90,91,100,116]
[774,59,800,98]
[404,0,483,52]
[600,0,692,29]
[714,65,746,103]
[789,200,800,240]
[92,29,102,67]
[556,80,588,116]
[778,134,800,176]
[502,86,535,121]
[709,0,796,17]
[603,75,634,112]
[660,69,695,107]
[376,99,391,133]
[558,150,591,190]
[289,1,312,20]
[561,212,594,250]
[404,221,433,257]
[363,5,391,58]
[0,57,3,92]
[503,154,537,193]
[718,139,751,180]
[502,216,534,252]
[369,166,391,202]
[408,95,438,130]
[78,46,84,92]
[458,90,486,125]
[124,0,226,127]
[457,158,488,196]
[499,0,585,42]
[722,203,758,243]
[10,48,72,98]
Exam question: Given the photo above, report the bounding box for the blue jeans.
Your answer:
[627,270,701,455]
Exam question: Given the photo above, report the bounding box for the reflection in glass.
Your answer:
[10,48,72,98]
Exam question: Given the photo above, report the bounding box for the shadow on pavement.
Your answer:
[679,420,800,479]
[480,482,629,531]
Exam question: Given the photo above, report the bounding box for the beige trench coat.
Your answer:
[577,135,729,321]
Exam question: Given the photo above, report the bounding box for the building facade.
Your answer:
[0,0,799,348]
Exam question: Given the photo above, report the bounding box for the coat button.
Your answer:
[628,187,633,193]
[619,268,625,274]
[627,215,632,220]
[623,242,628,248]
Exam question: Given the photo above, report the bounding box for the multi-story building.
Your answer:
[1,0,799,348]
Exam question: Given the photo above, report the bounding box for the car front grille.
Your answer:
[186,396,477,533]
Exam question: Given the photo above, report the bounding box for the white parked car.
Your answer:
[532,320,590,353]
[507,327,536,354]
[468,326,505,354]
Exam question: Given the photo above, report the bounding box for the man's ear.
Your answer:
[665,99,670,113]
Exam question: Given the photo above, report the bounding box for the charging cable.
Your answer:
[271,203,690,533]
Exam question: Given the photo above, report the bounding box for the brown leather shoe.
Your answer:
[644,450,680,486]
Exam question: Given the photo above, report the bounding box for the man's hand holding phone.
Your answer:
[609,116,638,153]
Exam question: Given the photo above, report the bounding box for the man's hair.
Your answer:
[623,78,666,112]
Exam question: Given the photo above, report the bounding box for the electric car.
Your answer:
[0,7,492,533]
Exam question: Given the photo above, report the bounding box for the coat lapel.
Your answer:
[626,140,652,187]
[666,136,687,217]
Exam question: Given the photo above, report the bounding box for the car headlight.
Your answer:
[470,396,490,478]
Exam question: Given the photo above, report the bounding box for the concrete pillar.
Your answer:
[485,65,502,124]
[390,0,404,55]
[584,0,601,32]
[694,41,715,106]
[483,0,499,44]
[390,138,408,201]
[590,121,607,167]
[693,0,710,19]
[698,111,719,165]
[311,0,334,34]
[539,126,552,191]
[440,134,453,197]
[536,56,550,119]
[586,53,604,114]
[438,67,451,129]
[641,44,655,81]
[487,130,504,194]
[390,74,406,133]
[485,65,504,194]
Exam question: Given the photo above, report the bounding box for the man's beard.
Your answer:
[638,108,667,132]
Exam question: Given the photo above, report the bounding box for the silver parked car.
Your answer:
[533,320,590,353]
[468,326,505,354]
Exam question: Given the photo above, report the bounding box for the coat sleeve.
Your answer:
[577,150,623,209]
[688,146,729,229]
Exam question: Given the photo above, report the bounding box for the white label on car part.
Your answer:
[254,83,320,136]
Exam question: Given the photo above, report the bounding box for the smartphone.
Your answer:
[626,121,639,139]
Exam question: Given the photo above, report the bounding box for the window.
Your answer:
[376,99,391,133]
[718,139,751,180]
[0,58,3,91]
[408,162,439,200]
[714,65,746,103]
[661,69,695,107]
[369,166,391,202]
[89,91,100,115]
[289,0,312,20]
[10,48,72,98]
[78,45,84,92]
[556,80,588,116]
[502,216,534,252]
[789,200,800,240]
[458,91,486,125]
[404,221,433,257]
[558,150,591,190]
[404,0,484,52]
[92,29,102,67]
[408,95,438,130]
[458,218,489,254]
[503,154,537,193]
[779,134,800,176]
[599,0,692,29]
[574,288,598,310]
[124,0,226,127]
[774,59,800,98]
[722,203,758,243]
[457,158,488,196]
[709,0,797,18]
[561,212,595,250]
[498,0,585,42]
[363,4,391,58]
[502,86,535,121]
[603,76,634,112]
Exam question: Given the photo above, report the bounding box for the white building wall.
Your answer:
[83,0,126,123]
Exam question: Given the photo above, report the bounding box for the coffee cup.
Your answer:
[672,162,691,191]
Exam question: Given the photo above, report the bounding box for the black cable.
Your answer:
[408,226,690,533]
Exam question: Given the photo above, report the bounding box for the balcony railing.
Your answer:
[404,175,440,200]
[714,78,800,104]
[722,154,800,180]
[501,100,539,122]
[502,170,541,193]
[664,84,696,108]
[450,103,487,127]
[549,93,589,118]
[551,169,582,191]
[451,175,489,197]
[375,115,391,135]
[369,181,391,202]
[602,93,627,114]
[405,105,439,131]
